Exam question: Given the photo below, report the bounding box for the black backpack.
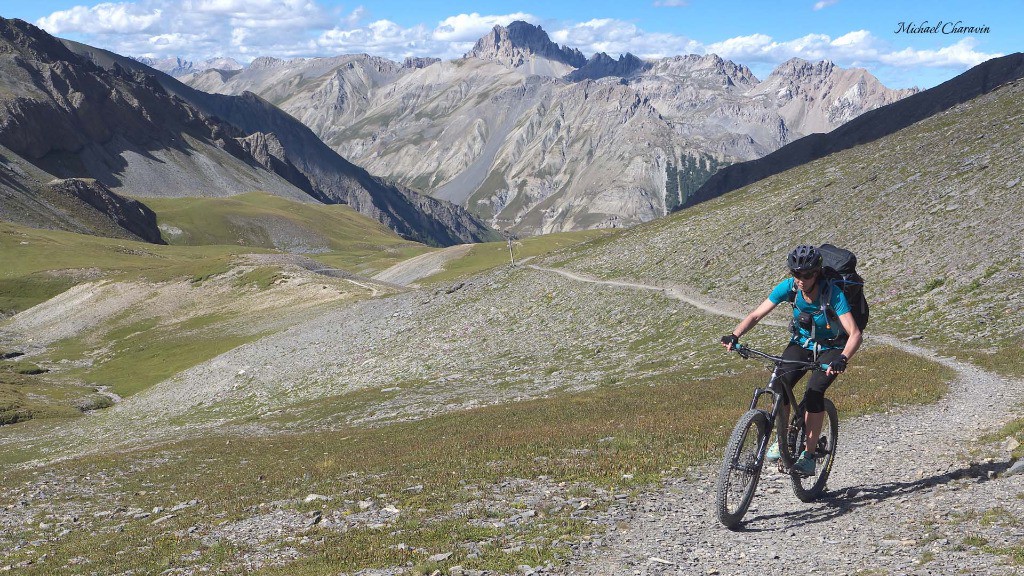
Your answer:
[817,243,869,331]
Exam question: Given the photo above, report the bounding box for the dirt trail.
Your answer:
[528,264,780,327]
[373,244,473,286]
[527,265,1024,576]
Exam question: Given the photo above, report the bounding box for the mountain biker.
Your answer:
[720,245,862,476]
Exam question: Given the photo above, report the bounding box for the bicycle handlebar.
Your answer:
[732,343,830,372]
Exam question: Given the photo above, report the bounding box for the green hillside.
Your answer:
[547,78,1024,375]
[144,192,432,273]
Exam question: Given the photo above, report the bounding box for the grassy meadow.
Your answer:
[144,192,434,275]
[0,344,949,575]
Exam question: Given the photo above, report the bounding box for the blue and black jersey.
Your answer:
[768,277,850,350]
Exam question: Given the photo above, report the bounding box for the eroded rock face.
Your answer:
[748,58,919,135]
[466,21,587,69]
[565,53,651,82]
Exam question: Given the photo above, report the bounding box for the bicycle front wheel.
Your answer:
[790,399,839,502]
[716,409,770,529]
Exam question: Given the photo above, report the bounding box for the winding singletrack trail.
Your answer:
[528,264,1024,576]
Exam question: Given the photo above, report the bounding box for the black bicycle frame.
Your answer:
[736,345,827,470]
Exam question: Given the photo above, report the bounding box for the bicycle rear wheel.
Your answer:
[716,409,769,528]
[789,399,839,502]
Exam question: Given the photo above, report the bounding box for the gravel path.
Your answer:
[532,269,1024,576]
[528,265,755,324]
[373,244,473,286]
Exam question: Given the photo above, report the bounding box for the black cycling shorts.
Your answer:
[774,342,843,408]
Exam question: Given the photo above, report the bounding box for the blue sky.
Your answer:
[5,0,1020,88]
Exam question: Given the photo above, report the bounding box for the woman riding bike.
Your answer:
[721,245,862,476]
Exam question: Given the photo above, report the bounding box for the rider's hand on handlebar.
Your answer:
[721,334,739,351]
[826,354,848,375]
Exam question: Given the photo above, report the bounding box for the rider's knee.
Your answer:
[803,389,825,413]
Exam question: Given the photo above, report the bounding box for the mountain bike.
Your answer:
[715,343,840,529]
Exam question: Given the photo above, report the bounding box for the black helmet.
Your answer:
[787,245,822,272]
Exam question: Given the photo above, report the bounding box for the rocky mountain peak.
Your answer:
[249,56,285,70]
[466,21,587,69]
[132,55,243,78]
[565,52,651,82]
[402,56,440,69]
[769,57,838,80]
[649,54,759,89]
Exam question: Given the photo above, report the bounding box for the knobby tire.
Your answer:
[781,399,839,502]
[716,409,769,529]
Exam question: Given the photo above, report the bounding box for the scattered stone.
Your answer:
[1005,460,1024,477]
[402,484,424,494]
[303,494,329,503]
[428,552,452,562]
[169,500,199,512]
[307,511,322,527]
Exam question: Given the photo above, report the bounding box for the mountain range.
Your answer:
[0,18,495,247]
[183,21,916,234]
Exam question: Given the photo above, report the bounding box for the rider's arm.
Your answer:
[730,298,778,339]
[836,312,862,360]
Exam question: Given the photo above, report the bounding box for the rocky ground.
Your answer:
[568,336,1024,576]
[1,265,1021,575]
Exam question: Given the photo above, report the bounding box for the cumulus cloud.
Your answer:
[653,0,688,7]
[880,37,1001,68]
[813,0,839,10]
[705,29,999,73]
[32,1,1002,86]
[38,2,164,35]
[552,19,700,59]
[432,12,537,42]
[317,20,435,59]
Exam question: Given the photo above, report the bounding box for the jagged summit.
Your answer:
[133,55,243,77]
[751,57,919,133]
[565,52,651,82]
[769,57,837,78]
[466,21,587,69]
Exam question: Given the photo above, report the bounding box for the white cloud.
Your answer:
[32,2,1003,86]
[317,19,436,59]
[880,37,1001,68]
[38,2,164,35]
[552,19,700,58]
[653,0,688,6]
[705,29,999,74]
[813,0,839,10]
[432,12,537,42]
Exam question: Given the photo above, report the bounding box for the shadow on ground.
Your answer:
[737,459,1015,531]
